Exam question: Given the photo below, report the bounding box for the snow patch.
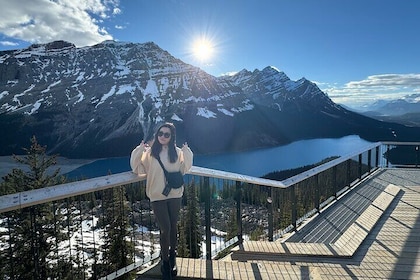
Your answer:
[23,84,36,94]
[41,80,62,93]
[12,93,24,106]
[74,91,85,104]
[25,99,43,115]
[144,79,159,98]
[76,71,86,82]
[217,108,234,116]
[171,114,183,122]
[116,84,136,95]
[197,107,217,118]
[0,91,9,100]
[231,100,254,113]
[96,85,116,107]
[269,66,281,72]
[114,65,130,77]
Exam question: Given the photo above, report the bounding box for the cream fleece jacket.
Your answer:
[130,143,193,202]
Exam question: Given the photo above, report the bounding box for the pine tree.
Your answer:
[183,182,203,258]
[225,208,238,241]
[100,185,135,279]
[177,210,190,258]
[0,136,72,279]
[250,226,264,241]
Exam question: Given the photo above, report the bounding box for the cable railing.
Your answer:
[0,141,419,279]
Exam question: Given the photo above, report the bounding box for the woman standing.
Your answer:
[130,122,193,280]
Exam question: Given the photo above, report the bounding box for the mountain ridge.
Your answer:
[1,40,419,158]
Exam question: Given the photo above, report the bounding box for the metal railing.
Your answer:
[0,141,419,279]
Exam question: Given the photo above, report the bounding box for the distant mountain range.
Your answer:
[1,40,419,158]
[344,95,420,127]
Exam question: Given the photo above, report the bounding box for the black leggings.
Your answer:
[151,198,182,261]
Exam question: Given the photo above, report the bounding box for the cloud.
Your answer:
[113,7,122,15]
[319,73,420,108]
[220,71,238,77]
[346,74,420,88]
[0,41,19,47]
[0,0,120,48]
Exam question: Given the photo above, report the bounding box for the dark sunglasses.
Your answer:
[157,131,171,138]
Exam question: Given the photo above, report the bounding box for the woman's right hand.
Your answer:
[130,140,147,174]
[140,140,150,150]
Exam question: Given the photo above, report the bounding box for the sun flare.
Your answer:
[192,38,214,62]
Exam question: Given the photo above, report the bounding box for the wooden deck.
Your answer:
[138,169,420,279]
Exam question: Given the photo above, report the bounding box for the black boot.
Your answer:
[169,250,177,277]
[161,260,172,280]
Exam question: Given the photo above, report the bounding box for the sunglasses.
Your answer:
[157,131,171,138]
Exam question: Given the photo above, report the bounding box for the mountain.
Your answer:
[363,96,420,116]
[1,40,419,158]
[350,95,420,127]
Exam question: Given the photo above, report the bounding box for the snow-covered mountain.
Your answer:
[347,95,420,127]
[1,40,419,158]
[348,94,420,116]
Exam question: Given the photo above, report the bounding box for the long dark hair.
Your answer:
[151,122,178,163]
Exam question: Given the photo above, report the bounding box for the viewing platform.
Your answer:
[141,168,420,279]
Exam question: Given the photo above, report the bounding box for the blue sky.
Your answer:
[1,0,420,108]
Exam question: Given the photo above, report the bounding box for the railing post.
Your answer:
[291,184,297,231]
[375,146,380,168]
[204,177,212,260]
[33,207,43,279]
[358,154,362,179]
[386,144,390,167]
[333,165,338,199]
[315,174,320,213]
[7,216,15,279]
[267,187,273,241]
[235,181,243,243]
[368,149,372,172]
[346,159,351,187]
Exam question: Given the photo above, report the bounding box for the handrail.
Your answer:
[381,141,420,145]
[281,142,382,187]
[1,140,418,214]
[0,172,145,213]
[0,166,287,214]
[190,166,287,188]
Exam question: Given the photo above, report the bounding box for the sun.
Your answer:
[192,38,214,62]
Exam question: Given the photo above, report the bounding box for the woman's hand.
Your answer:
[145,140,152,148]
[180,142,193,172]
[130,140,147,174]
[139,140,150,150]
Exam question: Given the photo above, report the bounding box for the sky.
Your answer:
[1,0,420,108]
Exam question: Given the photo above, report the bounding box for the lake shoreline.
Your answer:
[0,156,96,180]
